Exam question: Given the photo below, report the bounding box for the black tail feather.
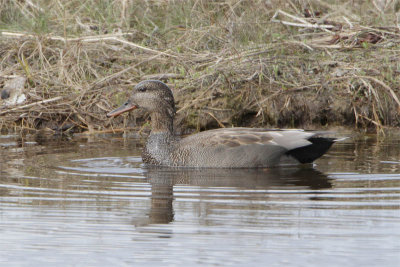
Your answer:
[285,137,335,164]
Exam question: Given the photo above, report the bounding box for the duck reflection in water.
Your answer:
[139,167,332,226]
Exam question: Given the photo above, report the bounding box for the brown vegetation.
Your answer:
[1,0,400,134]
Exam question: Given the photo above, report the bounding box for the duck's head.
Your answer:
[107,80,175,118]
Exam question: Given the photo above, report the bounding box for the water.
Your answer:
[0,131,399,266]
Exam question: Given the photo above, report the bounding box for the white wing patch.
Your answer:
[269,130,314,151]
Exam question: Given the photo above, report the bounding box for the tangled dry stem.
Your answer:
[1,0,400,134]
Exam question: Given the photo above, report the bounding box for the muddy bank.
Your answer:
[0,44,398,134]
[1,0,400,133]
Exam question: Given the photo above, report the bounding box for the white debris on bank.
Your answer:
[1,76,27,106]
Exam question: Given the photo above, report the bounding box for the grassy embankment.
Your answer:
[1,0,400,134]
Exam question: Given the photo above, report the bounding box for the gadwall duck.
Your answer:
[107,80,340,168]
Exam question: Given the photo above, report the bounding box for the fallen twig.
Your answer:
[206,112,225,128]
[271,9,335,30]
[142,73,184,81]
[0,96,63,115]
[1,31,177,58]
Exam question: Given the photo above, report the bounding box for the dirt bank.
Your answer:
[1,1,400,134]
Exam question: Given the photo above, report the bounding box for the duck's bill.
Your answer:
[106,102,137,117]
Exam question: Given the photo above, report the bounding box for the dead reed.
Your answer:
[1,0,400,134]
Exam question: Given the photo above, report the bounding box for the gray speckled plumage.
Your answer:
[107,80,338,168]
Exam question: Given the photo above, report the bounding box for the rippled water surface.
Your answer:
[0,131,399,266]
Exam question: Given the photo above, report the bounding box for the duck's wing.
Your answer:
[178,128,337,166]
[181,128,316,151]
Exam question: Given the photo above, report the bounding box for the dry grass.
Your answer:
[1,0,400,134]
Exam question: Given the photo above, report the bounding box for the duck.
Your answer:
[107,80,341,168]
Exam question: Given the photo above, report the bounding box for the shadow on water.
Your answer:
[143,167,332,225]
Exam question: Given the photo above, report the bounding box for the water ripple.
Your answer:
[0,135,399,266]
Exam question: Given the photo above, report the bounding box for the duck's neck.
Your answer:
[143,111,175,165]
[150,111,174,136]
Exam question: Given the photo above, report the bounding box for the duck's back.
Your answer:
[167,128,334,168]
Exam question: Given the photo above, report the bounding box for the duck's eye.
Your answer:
[138,87,147,92]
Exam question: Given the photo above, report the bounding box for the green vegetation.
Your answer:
[0,0,400,134]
